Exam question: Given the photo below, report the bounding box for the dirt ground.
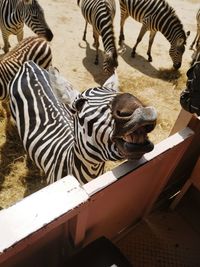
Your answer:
[0,0,199,208]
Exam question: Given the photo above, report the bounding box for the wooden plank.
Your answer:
[170,108,193,135]
[81,133,195,245]
[170,157,200,210]
[0,176,89,265]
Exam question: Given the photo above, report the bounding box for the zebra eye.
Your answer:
[74,97,87,112]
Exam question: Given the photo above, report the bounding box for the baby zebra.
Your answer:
[77,0,118,74]
[119,0,189,69]
[0,0,53,53]
[190,9,200,50]
[9,61,157,184]
[0,36,52,101]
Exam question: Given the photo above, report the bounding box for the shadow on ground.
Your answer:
[119,43,181,81]
[81,41,114,85]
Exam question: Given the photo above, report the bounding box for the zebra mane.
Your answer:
[161,0,186,39]
[103,70,119,92]
[48,66,80,106]
[103,0,117,54]
[104,0,114,29]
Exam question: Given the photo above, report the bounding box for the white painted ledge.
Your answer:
[0,175,89,253]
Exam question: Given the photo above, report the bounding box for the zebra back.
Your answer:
[10,61,74,184]
[0,36,52,100]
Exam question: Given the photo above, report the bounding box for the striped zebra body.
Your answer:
[0,36,52,100]
[10,61,157,184]
[119,0,188,69]
[78,0,118,73]
[190,9,200,50]
[0,0,53,53]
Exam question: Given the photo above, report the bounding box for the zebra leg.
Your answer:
[2,100,11,119]
[17,30,24,43]
[147,31,156,62]
[119,9,128,47]
[93,32,99,65]
[82,21,88,41]
[131,24,147,58]
[2,31,10,53]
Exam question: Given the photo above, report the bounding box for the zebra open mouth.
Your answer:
[114,124,155,160]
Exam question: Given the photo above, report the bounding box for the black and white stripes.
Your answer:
[118,0,188,69]
[190,9,200,50]
[77,0,118,73]
[9,61,156,184]
[0,0,53,53]
[0,36,52,101]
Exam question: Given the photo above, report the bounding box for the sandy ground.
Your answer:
[0,0,199,208]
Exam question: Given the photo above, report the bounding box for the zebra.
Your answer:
[118,0,189,69]
[77,0,118,74]
[0,0,53,53]
[9,60,157,184]
[0,36,52,101]
[190,8,200,50]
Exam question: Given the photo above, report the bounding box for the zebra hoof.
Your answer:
[131,51,135,58]
[148,57,152,62]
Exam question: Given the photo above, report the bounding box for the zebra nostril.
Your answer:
[116,110,132,118]
[174,63,181,70]
[45,29,54,41]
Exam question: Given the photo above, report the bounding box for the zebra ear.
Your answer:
[103,70,119,92]
[186,31,190,37]
[72,97,87,113]
[49,66,80,105]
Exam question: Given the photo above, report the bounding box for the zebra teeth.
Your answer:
[123,133,147,144]
[123,126,148,144]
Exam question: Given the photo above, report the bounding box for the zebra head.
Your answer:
[72,73,157,170]
[169,31,190,70]
[169,38,186,70]
[22,0,53,41]
[103,49,118,74]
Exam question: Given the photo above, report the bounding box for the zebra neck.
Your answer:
[156,12,185,45]
[72,149,105,184]
[11,0,25,22]
[101,29,116,54]
[163,27,185,45]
